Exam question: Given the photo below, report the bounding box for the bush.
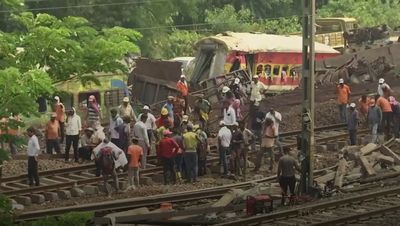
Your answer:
[0,194,13,226]
[19,212,93,226]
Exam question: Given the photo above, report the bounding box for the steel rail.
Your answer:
[1,123,347,184]
[217,180,400,226]
[16,166,335,221]
[3,125,362,200]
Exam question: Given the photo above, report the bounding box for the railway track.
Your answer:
[16,166,336,221]
[216,185,400,226]
[5,123,368,219]
[1,124,350,197]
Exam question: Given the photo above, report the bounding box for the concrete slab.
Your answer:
[82,185,99,195]
[118,181,128,191]
[30,194,45,204]
[140,177,153,186]
[43,192,59,201]
[315,145,327,152]
[57,190,72,199]
[14,196,31,206]
[71,187,85,197]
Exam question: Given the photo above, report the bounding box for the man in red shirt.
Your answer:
[157,130,180,185]
[176,74,189,114]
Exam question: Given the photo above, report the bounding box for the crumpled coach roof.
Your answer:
[195,32,340,54]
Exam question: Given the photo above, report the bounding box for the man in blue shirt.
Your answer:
[348,103,359,145]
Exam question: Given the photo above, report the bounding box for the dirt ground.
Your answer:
[6,74,400,212]
[2,159,79,178]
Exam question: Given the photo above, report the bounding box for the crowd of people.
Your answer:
[336,77,399,145]
[18,73,400,201]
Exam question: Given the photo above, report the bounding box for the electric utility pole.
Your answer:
[300,0,315,193]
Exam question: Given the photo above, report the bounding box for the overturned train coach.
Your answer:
[191,32,340,92]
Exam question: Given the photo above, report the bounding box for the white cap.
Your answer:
[54,96,60,101]
[219,121,225,126]
[143,105,150,110]
[379,78,384,84]
[182,115,189,122]
[232,122,239,126]
[180,74,186,78]
[253,75,259,79]
[234,78,240,84]
[339,78,344,84]
[349,103,356,108]
[222,86,230,93]
[123,97,129,102]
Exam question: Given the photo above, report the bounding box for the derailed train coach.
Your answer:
[191,32,340,93]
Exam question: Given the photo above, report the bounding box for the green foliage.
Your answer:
[205,5,263,33]
[1,12,142,83]
[263,17,302,34]
[19,212,93,226]
[0,194,13,226]
[156,30,203,59]
[0,67,53,117]
[205,5,301,35]
[0,0,25,31]
[318,0,400,27]
[0,67,53,163]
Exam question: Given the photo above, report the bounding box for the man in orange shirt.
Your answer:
[45,113,61,154]
[127,137,143,189]
[358,95,370,124]
[336,78,351,123]
[54,96,65,144]
[176,74,189,114]
[375,94,393,139]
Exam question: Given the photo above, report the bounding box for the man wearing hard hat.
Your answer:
[336,78,351,123]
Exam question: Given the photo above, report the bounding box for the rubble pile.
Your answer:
[314,139,400,191]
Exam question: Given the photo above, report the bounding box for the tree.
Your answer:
[204,5,301,35]
[205,5,264,33]
[0,67,53,166]
[156,30,203,59]
[1,12,142,83]
[0,0,25,31]
[318,0,400,27]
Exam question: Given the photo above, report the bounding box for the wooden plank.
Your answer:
[380,145,400,164]
[360,143,379,155]
[358,155,376,176]
[334,158,348,188]
[315,171,336,185]
[115,204,246,223]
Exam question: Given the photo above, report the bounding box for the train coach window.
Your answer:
[104,89,125,107]
[273,65,281,76]
[265,65,272,78]
[256,64,263,76]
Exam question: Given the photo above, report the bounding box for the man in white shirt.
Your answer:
[249,75,267,107]
[65,107,82,162]
[93,138,127,196]
[133,114,150,168]
[27,127,40,186]
[138,105,156,155]
[223,103,236,126]
[217,121,232,175]
[109,109,123,149]
[265,108,283,153]
[377,78,391,97]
